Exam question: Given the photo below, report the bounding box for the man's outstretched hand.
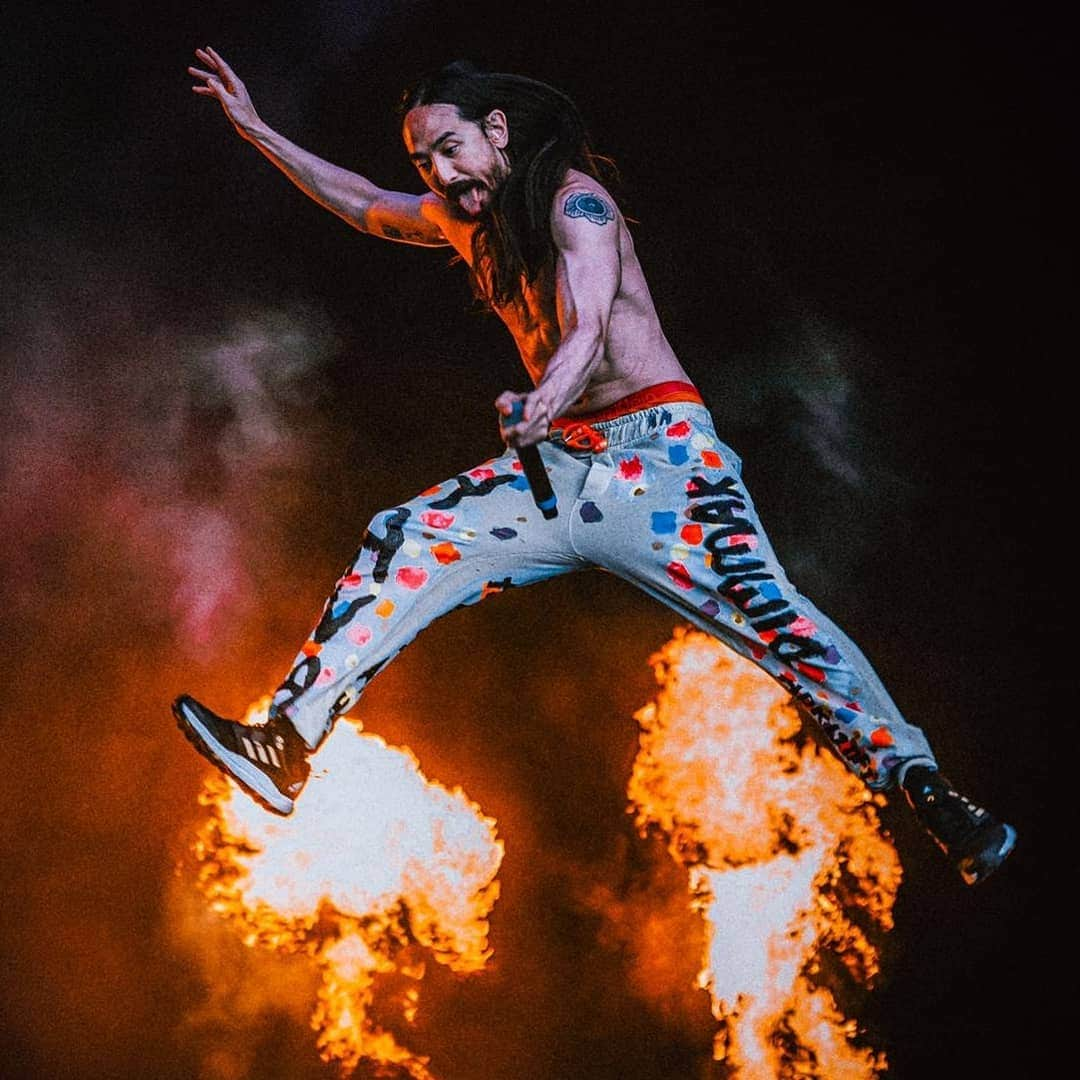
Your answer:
[188,46,262,137]
[496,390,552,448]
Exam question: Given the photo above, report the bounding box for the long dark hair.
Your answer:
[398,61,616,310]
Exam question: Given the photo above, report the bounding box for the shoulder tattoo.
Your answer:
[563,191,615,226]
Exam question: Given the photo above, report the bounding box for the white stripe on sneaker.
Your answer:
[178,701,294,814]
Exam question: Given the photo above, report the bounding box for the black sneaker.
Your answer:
[902,765,1017,885]
[173,694,310,815]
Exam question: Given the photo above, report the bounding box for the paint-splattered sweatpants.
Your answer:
[272,401,936,790]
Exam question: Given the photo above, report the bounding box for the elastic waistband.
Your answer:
[552,381,704,426]
[548,381,705,452]
[548,398,712,452]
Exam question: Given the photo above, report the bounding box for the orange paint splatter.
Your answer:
[430,542,462,565]
[680,523,704,545]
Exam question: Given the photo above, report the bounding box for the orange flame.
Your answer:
[186,628,900,1076]
[191,700,502,1077]
[628,629,900,1076]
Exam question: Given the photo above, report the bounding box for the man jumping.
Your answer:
[175,46,1016,885]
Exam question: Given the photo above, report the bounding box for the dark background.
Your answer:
[1,2,1062,1077]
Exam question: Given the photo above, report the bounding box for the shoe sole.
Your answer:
[173,696,295,816]
[959,823,1017,886]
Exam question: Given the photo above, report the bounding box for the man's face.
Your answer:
[403,103,510,218]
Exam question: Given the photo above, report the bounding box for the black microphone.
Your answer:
[502,400,558,519]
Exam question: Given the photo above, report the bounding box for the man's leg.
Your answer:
[175,442,589,813]
[564,402,1015,883]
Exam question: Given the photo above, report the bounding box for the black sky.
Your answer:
[1,2,1064,1078]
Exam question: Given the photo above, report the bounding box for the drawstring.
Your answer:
[549,420,609,452]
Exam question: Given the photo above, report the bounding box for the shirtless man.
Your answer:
[174,47,1016,885]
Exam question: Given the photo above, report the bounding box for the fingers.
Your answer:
[503,425,541,449]
[500,421,525,447]
[494,390,523,415]
[189,66,223,98]
[205,46,238,85]
[192,46,240,94]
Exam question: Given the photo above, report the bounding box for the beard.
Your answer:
[446,178,499,219]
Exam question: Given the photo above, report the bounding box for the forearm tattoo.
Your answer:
[563,191,615,225]
[380,223,431,242]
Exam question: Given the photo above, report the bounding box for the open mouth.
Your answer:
[449,182,488,216]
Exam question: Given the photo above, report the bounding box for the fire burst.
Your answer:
[629,629,901,1077]
[191,701,503,1077]
[186,628,900,1078]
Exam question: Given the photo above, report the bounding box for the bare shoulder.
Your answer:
[550,170,621,242]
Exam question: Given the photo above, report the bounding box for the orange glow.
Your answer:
[628,629,899,1076]
[186,629,900,1076]
[191,699,502,1077]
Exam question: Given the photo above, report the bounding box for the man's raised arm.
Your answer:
[188,46,448,247]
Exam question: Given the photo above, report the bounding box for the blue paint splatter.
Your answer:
[823,645,842,664]
[759,581,783,601]
[510,475,531,491]
[700,598,720,617]
[668,444,689,466]
[651,510,677,534]
[580,501,604,523]
[490,527,518,540]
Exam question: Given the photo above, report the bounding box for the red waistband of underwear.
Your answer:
[548,381,704,451]
[553,380,704,425]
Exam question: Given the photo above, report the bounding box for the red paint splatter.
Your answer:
[789,615,818,637]
[757,629,778,643]
[750,644,767,660]
[870,726,895,748]
[795,661,826,683]
[347,626,372,646]
[665,561,694,590]
[666,420,691,437]
[469,467,496,480]
[844,700,863,712]
[511,459,523,472]
[728,533,758,549]
[701,450,724,468]
[420,510,455,529]
[395,566,429,590]
[337,572,363,590]
[680,523,703,545]
[618,455,644,480]
[420,483,442,496]
[431,541,461,564]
